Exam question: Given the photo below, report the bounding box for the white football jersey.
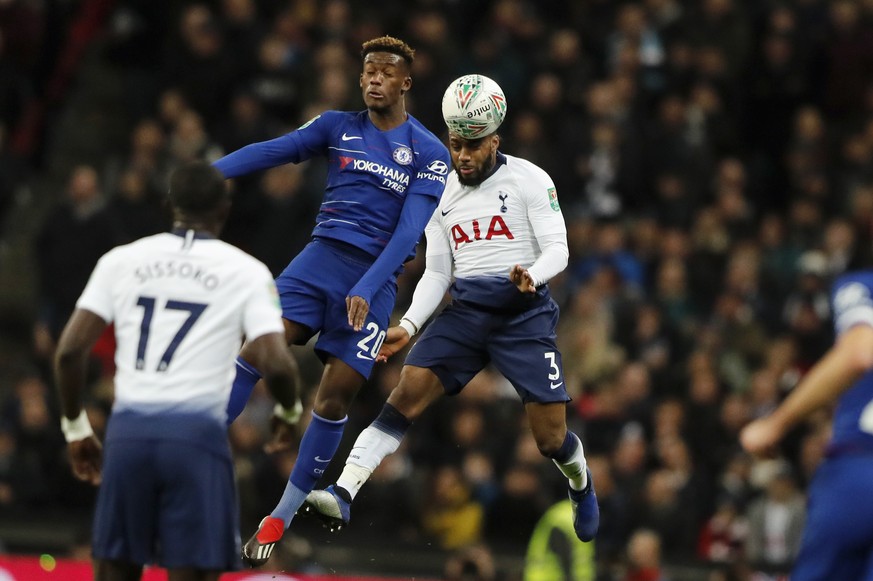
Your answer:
[76,231,283,421]
[425,153,567,277]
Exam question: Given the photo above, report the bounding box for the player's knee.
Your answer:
[283,319,309,346]
[535,432,566,458]
[387,368,442,420]
[313,399,347,420]
[313,391,355,420]
[385,386,423,420]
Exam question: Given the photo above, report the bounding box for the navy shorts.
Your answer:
[275,238,397,378]
[92,413,240,570]
[791,454,873,581]
[405,299,570,403]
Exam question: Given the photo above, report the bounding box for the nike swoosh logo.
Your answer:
[314,456,331,463]
[441,207,454,216]
[550,381,564,390]
[356,352,373,360]
[341,133,362,141]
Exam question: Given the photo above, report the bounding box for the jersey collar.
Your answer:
[482,152,507,182]
[170,228,216,240]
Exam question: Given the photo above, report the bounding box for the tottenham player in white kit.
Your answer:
[304,78,600,544]
[54,162,297,581]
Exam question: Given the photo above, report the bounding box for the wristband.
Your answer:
[61,409,94,443]
[399,318,418,337]
[273,399,303,425]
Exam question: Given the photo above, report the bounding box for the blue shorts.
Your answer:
[275,238,397,378]
[405,299,570,404]
[92,412,240,570]
[791,454,873,581]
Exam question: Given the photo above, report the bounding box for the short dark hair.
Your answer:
[361,35,415,67]
[168,161,227,214]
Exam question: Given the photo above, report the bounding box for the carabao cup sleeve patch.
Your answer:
[548,187,560,211]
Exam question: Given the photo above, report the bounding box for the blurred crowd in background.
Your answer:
[3,0,873,579]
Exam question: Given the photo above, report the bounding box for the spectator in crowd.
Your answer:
[421,464,485,551]
[445,543,499,581]
[623,528,669,581]
[744,463,806,570]
[696,496,747,564]
[524,497,596,581]
[34,165,121,351]
[105,167,168,244]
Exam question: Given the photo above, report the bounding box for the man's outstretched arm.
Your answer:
[741,324,873,454]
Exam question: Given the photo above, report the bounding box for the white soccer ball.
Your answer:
[441,74,508,139]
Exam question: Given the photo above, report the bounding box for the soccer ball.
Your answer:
[441,74,508,139]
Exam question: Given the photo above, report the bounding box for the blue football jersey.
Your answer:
[827,271,873,455]
[215,110,450,261]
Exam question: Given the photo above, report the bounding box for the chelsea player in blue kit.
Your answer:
[742,269,873,580]
[211,35,450,566]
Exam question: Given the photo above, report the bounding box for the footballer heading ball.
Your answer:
[441,74,508,139]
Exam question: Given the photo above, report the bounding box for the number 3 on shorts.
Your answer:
[545,351,560,381]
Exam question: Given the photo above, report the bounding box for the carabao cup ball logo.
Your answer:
[441,74,507,139]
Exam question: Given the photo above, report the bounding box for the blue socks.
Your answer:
[271,411,348,526]
[226,356,261,424]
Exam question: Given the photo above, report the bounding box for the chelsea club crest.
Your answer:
[392,146,413,165]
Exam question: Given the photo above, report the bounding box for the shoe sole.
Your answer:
[300,500,347,533]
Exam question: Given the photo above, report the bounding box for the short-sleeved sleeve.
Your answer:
[521,163,567,241]
[409,144,451,201]
[241,263,285,341]
[832,275,873,336]
[75,251,118,323]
